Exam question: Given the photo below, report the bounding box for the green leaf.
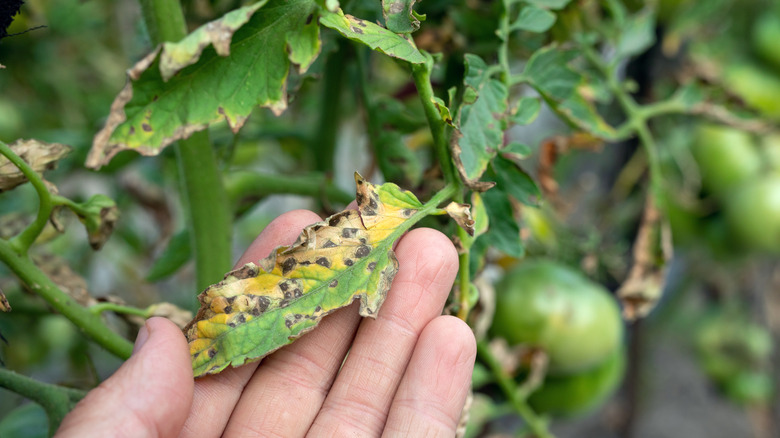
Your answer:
[492,155,540,206]
[521,46,616,139]
[512,96,541,125]
[320,9,426,64]
[87,0,321,169]
[480,185,524,258]
[0,403,47,438]
[185,173,430,377]
[523,0,572,9]
[382,0,420,33]
[452,54,508,187]
[146,230,192,282]
[615,8,655,60]
[502,142,532,160]
[510,4,556,33]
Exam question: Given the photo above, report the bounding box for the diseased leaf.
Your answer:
[510,4,556,33]
[0,287,9,312]
[521,47,616,139]
[185,173,426,377]
[0,139,70,192]
[319,9,426,64]
[452,54,508,188]
[444,202,475,236]
[492,155,541,206]
[71,195,120,250]
[87,0,321,169]
[147,302,194,329]
[382,0,420,34]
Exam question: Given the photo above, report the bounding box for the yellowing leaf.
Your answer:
[185,173,431,377]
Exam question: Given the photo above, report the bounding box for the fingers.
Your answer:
[382,316,476,437]
[56,317,193,438]
[307,228,460,436]
[180,209,322,438]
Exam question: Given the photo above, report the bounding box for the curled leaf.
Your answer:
[73,195,120,250]
[445,202,475,236]
[382,0,420,34]
[0,139,70,192]
[185,173,425,377]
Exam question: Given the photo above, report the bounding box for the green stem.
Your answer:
[498,0,512,84]
[0,369,86,435]
[314,41,347,175]
[476,341,553,438]
[176,133,233,290]
[225,171,354,211]
[0,239,134,358]
[138,0,233,291]
[411,60,459,188]
[455,225,471,320]
[0,141,53,254]
[89,302,150,318]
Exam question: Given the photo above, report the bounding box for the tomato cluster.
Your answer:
[490,261,625,416]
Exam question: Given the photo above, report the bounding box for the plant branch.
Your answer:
[476,341,553,438]
[0,368,86,435]
[0,239,134,359]
[138,0,233,290]
[225,171,354,210]
[313,41,347,175]
[0,141,54,254]
[89,302,150,318]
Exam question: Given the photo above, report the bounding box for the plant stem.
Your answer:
[138,0,233,290]
[455,225,471,320]
[176,133,233,290]
[89,302,150,318]
[476,341,553,438]
[314,41,346,175]
[0,369,86,435]
[411,60,459,188]
[498,0,512,84]
[0,239,134,358]
[0,141,54,254]
[225,171,354,210]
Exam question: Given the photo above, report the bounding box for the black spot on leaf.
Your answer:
[355,245,371,258]
[316,257,331,268]
[281,258,297,274]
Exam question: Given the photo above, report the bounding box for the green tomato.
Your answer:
[723,63,780,120]
[723,174,780,254]
[491,260,624,375]
[691,124,761,197]
[723,371,774,406]
[528,347,626,417]
[696,311,773,383]
[752,14,780,72]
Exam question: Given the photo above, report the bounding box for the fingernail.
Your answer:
[133,322,150,355]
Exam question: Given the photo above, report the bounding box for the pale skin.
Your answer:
[56,209,477,437]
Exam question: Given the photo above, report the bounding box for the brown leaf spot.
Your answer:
[285,320,293,329]
[315,306,322,312]
[330,279,338,287]
[355,245,371,258]
[345,259,354,266]
[403,209,413,217]
[294,288,303,298]
[367,262,377,272]
[316,257,331,268]
[305,13,314,24]
[257,296,270,312]
[362,208,376,216]
[282,257,297,274]
[322,239,337,248]
[208,349,217,358]
[342,228,358,238]
[279,282,289,291]
[142,123,152,132]
[223,305,233,314]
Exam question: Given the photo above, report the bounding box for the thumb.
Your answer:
[56,317,194,438]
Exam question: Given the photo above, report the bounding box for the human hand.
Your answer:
[56,209,476,437]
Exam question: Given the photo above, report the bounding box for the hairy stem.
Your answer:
[476,341,553,438]
[0,141,54,254]
[0,239,134,358]
[0,369,86,435]
[138,0,233,290]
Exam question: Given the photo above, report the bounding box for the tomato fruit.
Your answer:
[491,260,624,375]
[691,124,761,197]
[723,63,780,120]
[723,174,780,254]
[527,347,626,417]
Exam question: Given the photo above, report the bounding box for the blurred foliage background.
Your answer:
[1,0,779,437]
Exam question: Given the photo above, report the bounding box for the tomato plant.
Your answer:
[1,0,779,437]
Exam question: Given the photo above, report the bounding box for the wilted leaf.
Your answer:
[320,9,426,64]
[72,195,120,250]
[521,47,616,139]
[33,254,93,307]
[451,54,508,188]
[147,302,194,329]
[445,202,475,236]
[382,0,420,34]
[87,0,321,168]
[0,288,9,312]
[0,139,70,192]
[185,173,428,377]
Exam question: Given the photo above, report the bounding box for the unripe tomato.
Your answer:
[723,63,780,119]
[528,347,626,417]
[723,174,780,254]
[491,261,624,375]
[691,124,761,197]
